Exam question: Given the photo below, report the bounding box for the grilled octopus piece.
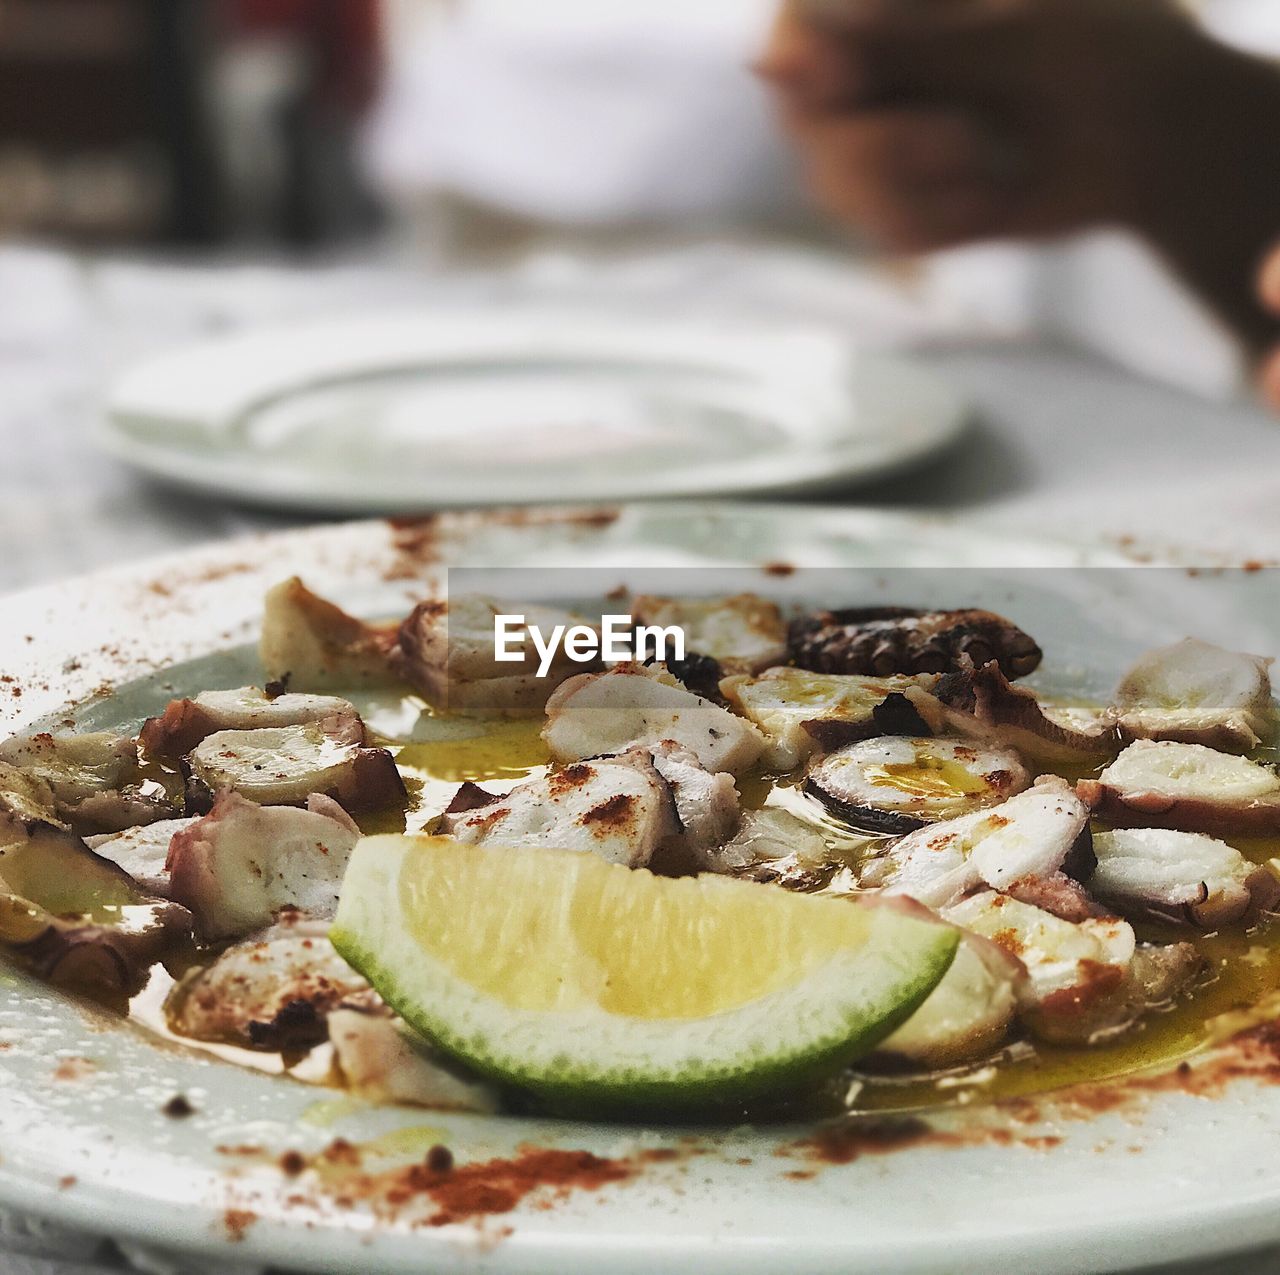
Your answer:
[788,607,1042,680]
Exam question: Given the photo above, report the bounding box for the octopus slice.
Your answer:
[929,660,1118,767]
[140,686,365,761]
[186,721,404,814]
[1000,872,1100,924]
[789,607,1042,680]
[647,741,741,870]
[1131,942,1205,1009]
[328,997,499,1112]
[1079,740,1280,837]
[720,667,938,771]
[0,731,133,807]
[806,737,1030,835]
[944,891,1153,1045]
[0,761,62,829]
[1111,638,1277,753]
[698,807,840,890]
[166,791,360,941]
[869,776,1093,910]
[164,914,367,1051]
[85,817,196,896]
[260,576,399,692]
[968,894,1201,1046]
[875,931,1025,1069]
[630,593,788,675]
[0,806,190,998]
[439,750,680,868]
[660,651,729,702]
[544,663,764,776]
[1091,827,1280,928]
[0,731,176,832]
[394,593,599,716]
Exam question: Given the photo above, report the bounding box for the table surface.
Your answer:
[1,242,1279,1275]
[4,243,1279,597]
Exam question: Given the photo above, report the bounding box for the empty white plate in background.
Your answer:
[100,305,967,513]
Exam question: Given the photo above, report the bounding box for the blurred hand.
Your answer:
[761,0,1204,250]
[759,0,1280,360]
[1261,246,1280,409]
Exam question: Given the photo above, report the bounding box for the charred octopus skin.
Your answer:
[788,607,1043,680]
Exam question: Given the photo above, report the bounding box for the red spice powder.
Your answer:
[635,1147,681,1164]
[280,1150,306,1176]
[791,1117,947,1166]
[322,1137,360,1166]
[51,1056,96,1082]
[384,517,442,580]
[578,792,637,828]
[407,1147,633,1227]
[562,510,619,529]
[781,1019,1280,1174]
[293,1142,650,1229]
[223,1208,257,1242]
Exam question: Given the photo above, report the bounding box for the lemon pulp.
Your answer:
[398,838,917,1019]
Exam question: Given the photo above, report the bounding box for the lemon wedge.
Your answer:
[331,836,957,1111]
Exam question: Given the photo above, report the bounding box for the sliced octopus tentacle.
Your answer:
[788,607,1043,680]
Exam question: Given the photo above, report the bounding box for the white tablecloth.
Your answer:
[2,242,1279,1274]
[3,241,1278,597]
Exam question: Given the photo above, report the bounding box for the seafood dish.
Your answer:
[2,577,1279,1122]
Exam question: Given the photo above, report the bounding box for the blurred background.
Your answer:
[5,0,1278,384]
[3,0,1280,588]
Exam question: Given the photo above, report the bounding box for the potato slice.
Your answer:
[877,932,1024,1068]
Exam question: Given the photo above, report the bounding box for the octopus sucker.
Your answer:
[788,607,1043,680]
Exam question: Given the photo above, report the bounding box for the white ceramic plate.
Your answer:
[100,307,967,513]
[2,503,1280,1275]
